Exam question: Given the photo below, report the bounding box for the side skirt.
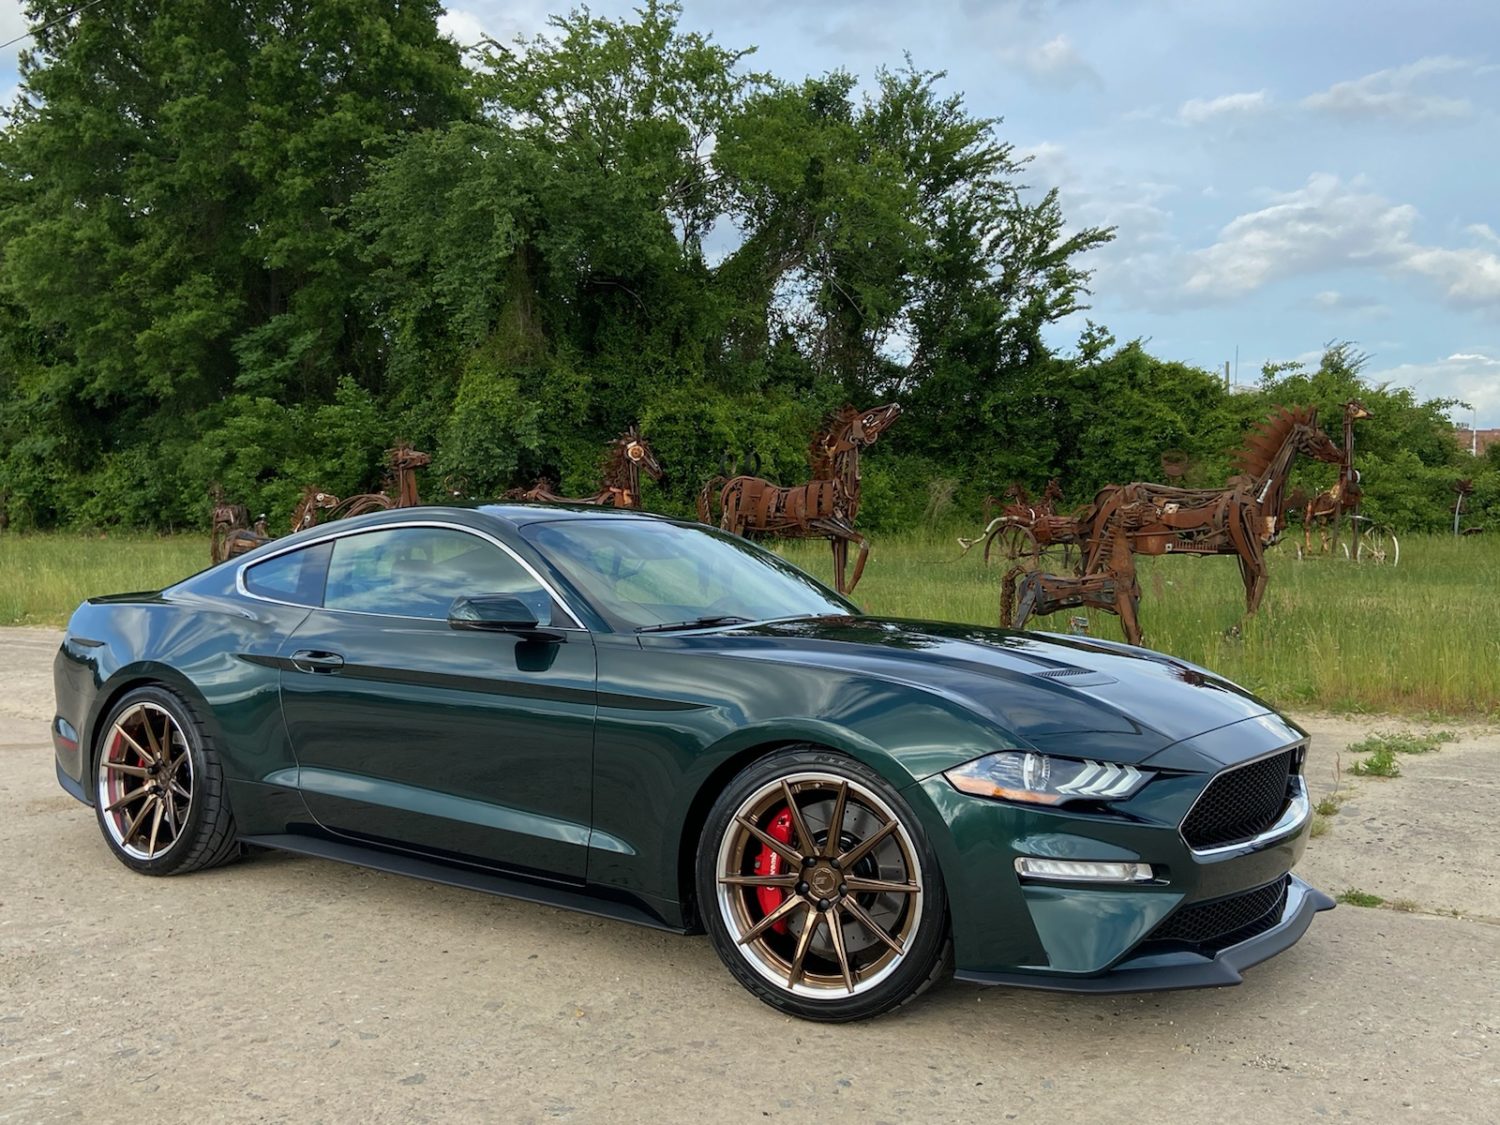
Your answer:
[240,832,689,935]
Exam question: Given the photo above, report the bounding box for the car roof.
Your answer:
[475,502,679,528]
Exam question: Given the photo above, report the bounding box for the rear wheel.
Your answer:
[696,748,950,1021]
[93,685,239,875]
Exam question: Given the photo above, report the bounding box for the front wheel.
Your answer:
[696,748,951,1021]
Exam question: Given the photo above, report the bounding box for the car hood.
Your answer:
[698,616,1284,764]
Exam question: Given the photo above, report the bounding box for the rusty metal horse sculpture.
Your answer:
[698,403,901,594]
[323,445,430,521]
[1301,399,1373,556]
[506,426,664,509]
[1006,406,1343,643]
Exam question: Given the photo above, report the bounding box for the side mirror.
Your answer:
[447,593,553,634]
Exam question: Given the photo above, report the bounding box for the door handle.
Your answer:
[290,649,345,674]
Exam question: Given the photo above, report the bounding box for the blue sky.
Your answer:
[4,1,1498,425]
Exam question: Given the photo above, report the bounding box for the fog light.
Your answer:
[1014,857,1155,883]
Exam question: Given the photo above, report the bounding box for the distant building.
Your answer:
[1455,427,1500,457]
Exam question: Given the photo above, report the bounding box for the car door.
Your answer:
[278,522,597,881]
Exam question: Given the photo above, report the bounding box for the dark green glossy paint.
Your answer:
[279,609,596,878]
[52,504,1322,981]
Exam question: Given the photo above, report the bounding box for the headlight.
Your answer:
[944,751,1150,806]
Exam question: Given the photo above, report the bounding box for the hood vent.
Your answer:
[1030,666,1119,686]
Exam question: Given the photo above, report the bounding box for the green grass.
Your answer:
[2,526,1498,716]
[0,533,207,626]
[1336,889,1386,908]
[777,529,1500,717]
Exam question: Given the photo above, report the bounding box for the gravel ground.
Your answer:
[1,626,1495,1123]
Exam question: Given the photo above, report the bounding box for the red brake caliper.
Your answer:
[753,806,795,933]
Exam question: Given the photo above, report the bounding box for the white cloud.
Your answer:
[1003,34,1101,90]
[1178,90,1271,125]
[1301,56,1475,122]
[1182,173,1500,311]
[437,8,487,48]
[1366,351,1500,425]
[437,3,554,49]
[1468,223,1500,249]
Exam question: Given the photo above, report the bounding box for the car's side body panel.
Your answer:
[278,609,598,880]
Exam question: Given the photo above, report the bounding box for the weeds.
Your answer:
[1349,745,1401,778]
[1349,731,1452,757]
[1336,889,1385,908]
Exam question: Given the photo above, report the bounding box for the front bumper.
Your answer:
[914,713,1333,990]
[955,874,1334,992]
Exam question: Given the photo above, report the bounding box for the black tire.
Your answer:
[92,685,240,876]
[696,747,951,1022]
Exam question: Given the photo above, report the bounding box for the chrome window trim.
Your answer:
[1179,740,1310,857]
[235,519,587,630]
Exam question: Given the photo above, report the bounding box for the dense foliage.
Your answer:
[0,2,1489,535]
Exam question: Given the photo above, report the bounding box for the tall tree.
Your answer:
[0,0,466,525]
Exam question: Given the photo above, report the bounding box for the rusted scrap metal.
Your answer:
[996,406,1342,644]
[506,426,664,509]
[698,404,901,595]
[291,485,341,531]
[1302,400,1373,555]
[208,446,431,565]
[1013,511,1145,645]
[324,444,431,520]
[977,479,1063,530]
[209,484,252,564]
[1160,450,1190,482]
[216,513,272,564]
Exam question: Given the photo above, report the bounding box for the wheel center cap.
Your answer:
[808,866,839,898]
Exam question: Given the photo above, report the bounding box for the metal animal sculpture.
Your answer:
[697,404,901,594]
[977,479,1064,530]
[1003,406,1343,643]
[1302,400,1373,555]
[219,514,271,562]
[209,484,252,564]
[506,426,664,509]
[1012,512,1144,646]
[324,445,431,521]
[291,485,340,532]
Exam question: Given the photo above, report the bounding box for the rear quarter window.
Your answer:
[242,541,332,606]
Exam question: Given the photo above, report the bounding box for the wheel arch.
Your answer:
[84,664,224,798]
[670,720,923,931]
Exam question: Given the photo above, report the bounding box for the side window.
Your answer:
[243,541,332,606]
[323,527,546,620]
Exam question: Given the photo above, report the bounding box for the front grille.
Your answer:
[1181,747,1298,849]
[1149,876,1289,948]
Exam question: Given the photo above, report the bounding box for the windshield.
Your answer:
[520,518,856,631]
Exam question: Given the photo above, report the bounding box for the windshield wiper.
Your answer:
[636,615,755,634]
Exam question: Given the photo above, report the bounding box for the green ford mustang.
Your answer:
[52,505,1332,1021]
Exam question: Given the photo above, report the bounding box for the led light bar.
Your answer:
[1014,857,1156,883]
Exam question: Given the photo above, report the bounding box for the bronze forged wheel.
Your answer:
[93,686,239,875]
[698,748,950,1021]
